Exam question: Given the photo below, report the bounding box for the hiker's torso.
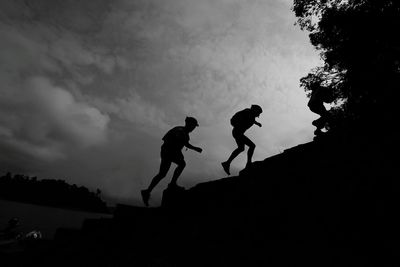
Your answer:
[232,109,256,132]
[162,126,189,151]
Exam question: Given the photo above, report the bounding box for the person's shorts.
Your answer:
[232,127,252,148]
[161,145,185,165]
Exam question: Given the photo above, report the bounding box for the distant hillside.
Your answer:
[0,173,110,213]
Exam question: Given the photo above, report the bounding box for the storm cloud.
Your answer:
[0,0,320,204]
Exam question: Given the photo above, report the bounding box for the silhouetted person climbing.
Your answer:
[307,86,334,136]
[221,105,262,175]
[141,117,203,207]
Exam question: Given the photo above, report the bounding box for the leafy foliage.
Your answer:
[293,0,400,126]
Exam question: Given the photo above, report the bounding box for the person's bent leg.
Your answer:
[222,130,245,175]
[226,146,244,165]
[222,145,244,175]
[147,159,171,193]
[227,129,245,164]
[243,136,255,167]
[309,103,326,117]
[142,159,171,206]
[221,147,244,175]
[170,160,186,186]
[310,104,328,130]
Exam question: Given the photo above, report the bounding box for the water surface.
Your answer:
[0,199,112,239]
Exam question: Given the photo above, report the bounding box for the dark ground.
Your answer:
[2,128,398,266]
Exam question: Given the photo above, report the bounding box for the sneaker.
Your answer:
[141,190,150,207]
[221,162,230,175]
[245,162,252,169]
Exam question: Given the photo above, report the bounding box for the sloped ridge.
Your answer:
[161,139,334,212]
[20,131,398,266]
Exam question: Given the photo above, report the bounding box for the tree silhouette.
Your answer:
[0,173,109,213]
[293,0,400,133]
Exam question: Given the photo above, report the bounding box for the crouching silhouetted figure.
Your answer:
[221,104,263,175]
[141,117,202,207]
[307,86,334,136]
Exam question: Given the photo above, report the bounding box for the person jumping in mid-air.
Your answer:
[221,105,263,175]
[141,117,203,207]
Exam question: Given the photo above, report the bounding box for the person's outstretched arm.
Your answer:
[185,142,202,153]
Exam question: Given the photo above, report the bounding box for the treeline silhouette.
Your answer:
[0,172,109,213]
[293,0,399,141]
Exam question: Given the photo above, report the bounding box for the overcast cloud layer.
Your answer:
[0,0,320,205]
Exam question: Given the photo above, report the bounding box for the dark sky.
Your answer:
[0,0,320,205]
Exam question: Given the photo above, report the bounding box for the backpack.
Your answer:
[230,109,247,127]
